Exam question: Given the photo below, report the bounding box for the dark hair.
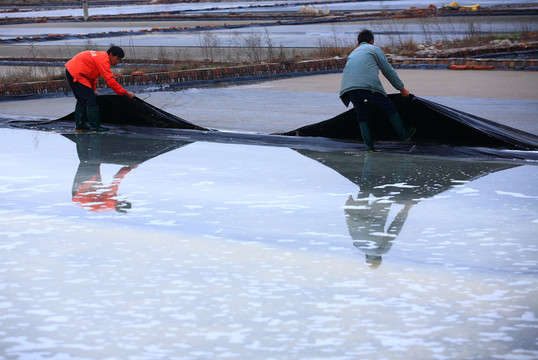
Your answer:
[357,29,374,44]
[107,46,125,58]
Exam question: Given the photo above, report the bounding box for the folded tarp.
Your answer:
[276,94,538,150]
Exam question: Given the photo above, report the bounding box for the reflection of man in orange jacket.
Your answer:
[72,163,137,213]
[65,46,135,132]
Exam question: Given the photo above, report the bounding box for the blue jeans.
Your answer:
[345,89,398,123]
[65,69,97,107]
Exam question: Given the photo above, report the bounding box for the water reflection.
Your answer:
[65,133,192,213]
[296,150,519,267]
[65,134,521,265]
[346,153,417,268]
[72,161,137,213]
[1,129,536,358]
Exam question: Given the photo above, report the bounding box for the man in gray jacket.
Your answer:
[340,29,415,151]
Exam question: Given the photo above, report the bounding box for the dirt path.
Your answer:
[248,70,538,100]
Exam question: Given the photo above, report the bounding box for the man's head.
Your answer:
[357,29,374,45]
[107,46,125,66]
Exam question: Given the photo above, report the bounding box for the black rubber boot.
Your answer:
[359,121,374,152]
[75,103,90,132]
[389,113,415,142]
[87,106,109,132]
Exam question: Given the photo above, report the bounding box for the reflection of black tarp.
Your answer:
[277,94,538,150]
[62,133,192,165]
[57,95,210,131]
[296,149,518,201]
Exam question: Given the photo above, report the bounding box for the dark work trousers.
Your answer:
[65,69,97,107]
[346,89,398,124]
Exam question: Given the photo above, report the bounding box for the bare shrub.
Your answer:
[418,18,434,44]
[399,38,419,56]
[278,45,289,62]
[84,38,97,50]
[465,18,483,39]
[385,20,411,49]
[26,41,41,79]
[313,25,355,58]
[0,66,40,84]
[157,46,171,71]
[197,31,221,63]
[242,32,264,63]
[264,28,276,61]
[225,32,244,62]
[172,47,189,65]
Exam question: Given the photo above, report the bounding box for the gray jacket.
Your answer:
[340,42,404,106]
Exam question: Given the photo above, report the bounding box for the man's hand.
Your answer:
[125,91,136,99]
[400,87,410,98]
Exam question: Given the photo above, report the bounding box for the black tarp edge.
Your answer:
[4,119,537,162]
[417,97,538,149]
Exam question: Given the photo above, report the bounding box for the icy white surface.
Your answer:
[0,127,537,359]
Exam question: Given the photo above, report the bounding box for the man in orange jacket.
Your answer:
[65,46,135,132]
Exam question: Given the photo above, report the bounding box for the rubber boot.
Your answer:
[359,121,374,152]
[389,113,415,142]
[87,106,109,132]
[75,103,90,132]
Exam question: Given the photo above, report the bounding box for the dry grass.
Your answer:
[437,31,538,49]
[0,66,65,84]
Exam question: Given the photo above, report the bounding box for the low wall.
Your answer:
[0,57,536,97]
[0,59,345,97]
[392,57,538,70]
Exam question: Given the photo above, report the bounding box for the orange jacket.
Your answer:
[73,166,132,212]
[65,50,127,96]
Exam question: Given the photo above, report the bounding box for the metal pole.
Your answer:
[83,0,89,21]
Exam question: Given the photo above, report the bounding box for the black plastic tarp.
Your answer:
[56,95,211,131]
[3,94,537,160]
[277,94,538,150]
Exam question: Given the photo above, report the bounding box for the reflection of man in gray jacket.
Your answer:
[344,152,417,268]
[340,29,415,152]
[345,196,414,268]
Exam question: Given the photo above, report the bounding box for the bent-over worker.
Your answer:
[340,29,415,152]
[65,46,135,132]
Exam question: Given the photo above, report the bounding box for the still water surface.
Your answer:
[0,128,537,359]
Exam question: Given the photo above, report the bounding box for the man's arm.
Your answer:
[374,47,406,93]
[95,55,134,98]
